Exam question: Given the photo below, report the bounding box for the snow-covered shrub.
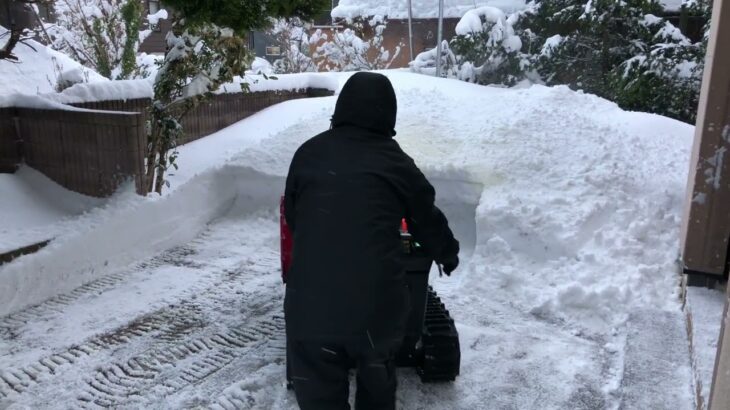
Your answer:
[47,0,158,80]
[409,40,459,78]
[416,0,710,123]
[315,17,402,72]
[610,2,711,123]
[527,0,663,97]
[270,18,318,74]
[411,6,537,85]
[147,24,252,193]
[146,0,328,193]
[55,65,91,91]
[448,6,534,85]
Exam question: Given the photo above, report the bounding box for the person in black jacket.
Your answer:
[284,72,459,410]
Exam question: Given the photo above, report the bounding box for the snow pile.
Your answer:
[0,167,104,254]
[247,57,275,76]
[44,79,154,104]
[331,0,528,20]
[0,34,107,96]
[0,166,264,317]
[0,71,697,407]
[226,72,693,337]
[218,72,342,94]
[147,8,168,26]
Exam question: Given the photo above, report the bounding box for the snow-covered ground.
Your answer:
[0,71,708,409]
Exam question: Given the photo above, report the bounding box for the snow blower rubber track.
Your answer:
[417,286,461,382]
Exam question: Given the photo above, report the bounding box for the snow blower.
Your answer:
[280,197,460,387]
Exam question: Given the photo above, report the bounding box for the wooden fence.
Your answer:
[17,108,147,197]
[1,88,334,197]
[0,107,21,173]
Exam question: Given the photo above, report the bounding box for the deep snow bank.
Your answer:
[0,33,107,96]
[1,71,694,337]
[231,71,694,336]
[0,165,283,317]
[0,167,104,253]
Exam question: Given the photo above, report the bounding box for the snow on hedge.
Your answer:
[332,0,686,20]
[0,32,107,96]
[331,0,528,20]
[44,79,155,104]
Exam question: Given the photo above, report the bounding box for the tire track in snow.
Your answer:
[77,315,285,408]
[0,214,283,406]
[0,244,203,340]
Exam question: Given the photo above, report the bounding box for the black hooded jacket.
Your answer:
[284,72,459,344]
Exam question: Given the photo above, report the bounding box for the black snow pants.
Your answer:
[289,338,400,410]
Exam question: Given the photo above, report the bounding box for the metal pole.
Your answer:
[407,0,414,62]
[435,0,444,77]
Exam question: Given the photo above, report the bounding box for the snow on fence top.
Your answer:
[28,73,340,106]
[0,94,137,114]
[331,0,527,20]
[0,29,108,96]
[219,73,341,95]
[332,0,685,20]
[45,79,155,105]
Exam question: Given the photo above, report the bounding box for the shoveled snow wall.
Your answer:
[0,165,285,317]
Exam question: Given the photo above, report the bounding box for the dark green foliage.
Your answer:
[120,0,144,79]
[148,0,324,193]
[531,0,662,99]
[161,0,330,34]
[443,0,711,123]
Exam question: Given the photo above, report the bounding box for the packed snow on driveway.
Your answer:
[0,71,697,409]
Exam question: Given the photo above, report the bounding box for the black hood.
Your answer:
[331,72,397,137]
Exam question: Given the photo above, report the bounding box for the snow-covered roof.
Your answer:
[331,0,528,20]
[332,0,687,20]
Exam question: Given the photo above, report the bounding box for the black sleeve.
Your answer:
[402,157,460,265]
[284,150,299,232]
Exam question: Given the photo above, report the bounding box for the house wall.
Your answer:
[377,18,460,68]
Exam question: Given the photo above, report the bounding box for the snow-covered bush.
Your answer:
[450,6,534,85]
[270,18,318,74]
[610,2,711,123]
[527,0,664,98]
[409,40,458,78]
[146,0,328,193]
[414,0,710,123]
[315,17,402,72]
[46,0,155,80]
[270,16,402,73]
[411,6,536,85]
[147,24,252,193]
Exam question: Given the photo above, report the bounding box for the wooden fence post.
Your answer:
[700,0,730,406]
[681,0,730,286]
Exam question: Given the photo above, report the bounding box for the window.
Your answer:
[266,46,282,56]
[148,0,161,31]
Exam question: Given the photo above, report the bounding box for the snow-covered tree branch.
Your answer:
[46,0,157,80]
